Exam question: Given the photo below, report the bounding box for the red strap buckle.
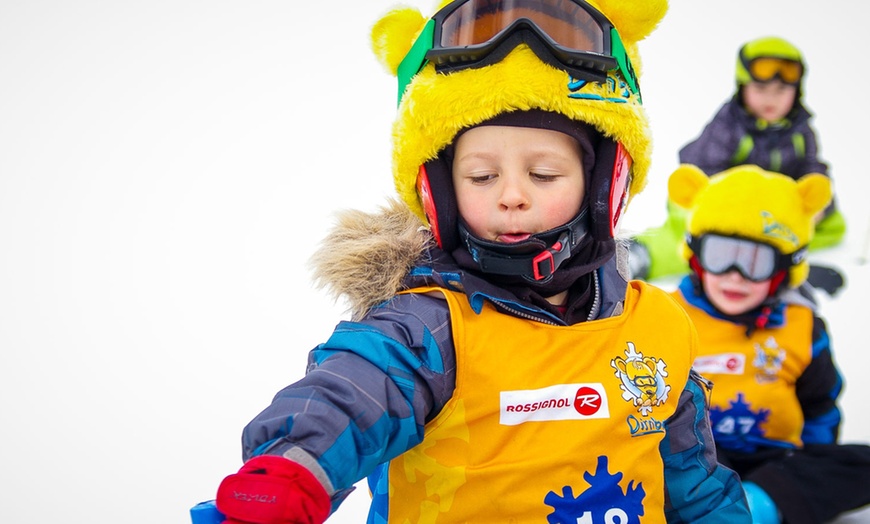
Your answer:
[532,241,562,280]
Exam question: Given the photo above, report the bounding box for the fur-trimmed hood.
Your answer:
[309,199,432,320]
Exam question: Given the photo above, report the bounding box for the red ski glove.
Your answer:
[216,455,330,524]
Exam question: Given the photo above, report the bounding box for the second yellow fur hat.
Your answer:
[669,164,831,287]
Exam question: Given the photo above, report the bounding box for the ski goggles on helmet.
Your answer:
[688,234,805,282]
[397,0,638,104]
[742,56,803,85]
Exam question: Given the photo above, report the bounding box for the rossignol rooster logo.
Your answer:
[611,342,670,417]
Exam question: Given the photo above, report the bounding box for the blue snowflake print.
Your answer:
[544,456,645,524]
[709,392,771,452]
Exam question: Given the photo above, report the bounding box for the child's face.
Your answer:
[701,270,771,315]
[742,80,797,122]
[452,125,585,243]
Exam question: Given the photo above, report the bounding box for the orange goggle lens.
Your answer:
[437,0,606,53]
[748,57,803,84]
[426,0,618,78]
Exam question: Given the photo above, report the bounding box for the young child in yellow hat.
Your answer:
[667,164,870,523]
[199,1,752,522]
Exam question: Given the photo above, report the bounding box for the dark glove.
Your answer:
[216,455,331,524]
[807,264,846,297]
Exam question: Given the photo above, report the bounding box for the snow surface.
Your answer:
[1,0,867,522]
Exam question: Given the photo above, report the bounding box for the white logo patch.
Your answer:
[693,353,746,375]
[499,383,610,426]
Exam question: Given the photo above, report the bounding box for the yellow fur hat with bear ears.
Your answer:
[370,0,668,225]
[669,164,832,287]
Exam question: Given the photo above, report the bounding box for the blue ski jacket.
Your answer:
[239,204,750,522]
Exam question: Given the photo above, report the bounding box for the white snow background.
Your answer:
[1,0,868,522]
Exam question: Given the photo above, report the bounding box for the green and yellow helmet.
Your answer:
[736,35,804,88]
[370,0,667,254]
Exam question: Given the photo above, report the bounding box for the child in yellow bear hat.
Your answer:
[202,1,751,522]
[666,164,870,524]
[629,36,846,289]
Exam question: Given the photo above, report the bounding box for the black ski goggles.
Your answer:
[688,234,805,282]
[396,0,638,103]
[742,56,803,85]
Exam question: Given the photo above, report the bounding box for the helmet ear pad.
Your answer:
[417,156,459,251]
[588,138,632,241]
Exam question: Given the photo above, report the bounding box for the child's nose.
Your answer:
[498,179,530,210]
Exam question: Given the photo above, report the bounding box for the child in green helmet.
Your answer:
[629,36,846,286]
[664,163,870,524]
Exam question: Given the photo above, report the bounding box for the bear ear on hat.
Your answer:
[597,0,668,44]
[590,0,668,78]
[371,7,428,75]
[668,164,709,209]
[796,173,832,218]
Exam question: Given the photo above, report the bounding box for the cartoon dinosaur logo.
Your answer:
[611,342,670,416]
[753,336,785,383]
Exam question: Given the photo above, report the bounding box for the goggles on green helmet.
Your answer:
[742,55,803,85]
[688,233,805,282]
[396,0,638,104]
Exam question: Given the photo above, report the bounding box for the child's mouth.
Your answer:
[497,233,531,243]
[721,289,748,301]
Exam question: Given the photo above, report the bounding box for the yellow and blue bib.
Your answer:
[380,281,696,523]
[672,291,813,450]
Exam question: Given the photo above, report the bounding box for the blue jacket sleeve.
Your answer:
[797,315,843,444]
[661,370,751,523]
[240,293,456,498]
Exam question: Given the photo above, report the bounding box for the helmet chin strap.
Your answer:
[458,207,590,283]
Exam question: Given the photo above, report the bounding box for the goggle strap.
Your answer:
[790,246,808,265]
[397,19,435,106]
[610,29,638,97]
[395,10,638,103]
